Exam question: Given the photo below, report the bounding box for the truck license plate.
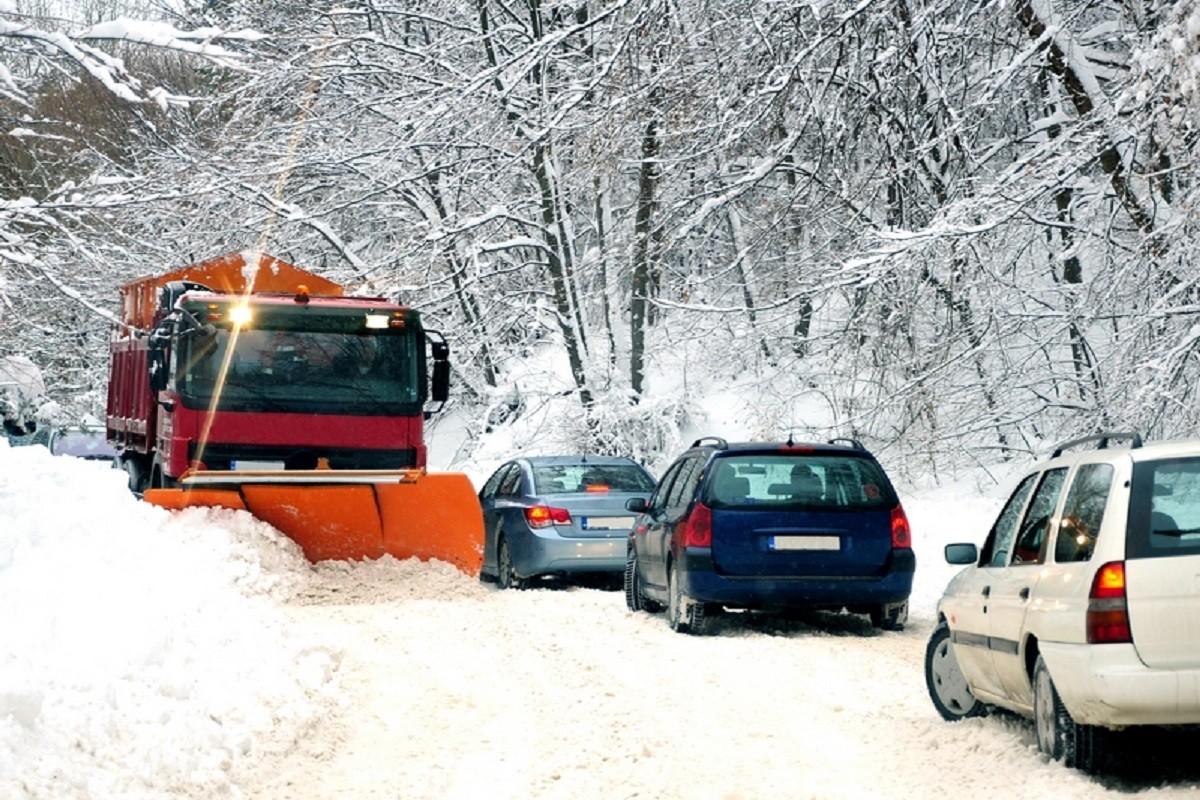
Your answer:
[231,460,285,472]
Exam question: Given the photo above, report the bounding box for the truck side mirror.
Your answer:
[148,344,167,392]
[431,358,450,403]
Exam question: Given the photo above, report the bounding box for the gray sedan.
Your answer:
[479,456,656,589]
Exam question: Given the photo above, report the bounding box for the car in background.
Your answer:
[624,436,914,635]
[926,433,1200,774]
[49,424,118,462]
[478,456,657,589]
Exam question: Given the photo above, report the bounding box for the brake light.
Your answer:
[585,485,610,493]
[525,505,572,529]
[890,505,912,549]
[1087,561,1131,644]
[681,503,713,547]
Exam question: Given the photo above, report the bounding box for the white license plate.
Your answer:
[231,460,285,472]
[771,535,840,551]
[581,516,636,531]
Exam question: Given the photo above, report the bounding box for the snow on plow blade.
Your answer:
[144,470,484,575]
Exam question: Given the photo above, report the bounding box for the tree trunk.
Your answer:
[534,142,593,408]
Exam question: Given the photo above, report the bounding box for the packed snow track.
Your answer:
[3,444,1200,799]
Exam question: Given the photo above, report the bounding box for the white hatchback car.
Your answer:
[926,434,1200,773]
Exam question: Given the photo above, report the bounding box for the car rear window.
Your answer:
[1127,457,1200,559]
[702,454,896,510]
[532,464,655,495]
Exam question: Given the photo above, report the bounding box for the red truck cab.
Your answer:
[106,253,448,492]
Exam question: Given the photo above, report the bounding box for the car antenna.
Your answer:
[786,431,795,446]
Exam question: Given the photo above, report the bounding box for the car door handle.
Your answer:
[1019,587,1030,601]
[981,586,991,598]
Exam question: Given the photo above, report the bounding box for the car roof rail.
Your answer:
[691,436,729,450]
[1051,432,1143,458]
[827,437,866,451]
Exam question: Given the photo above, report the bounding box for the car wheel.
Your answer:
[870,600,909,631]
[925,622,984,721]
[496,538,525,591]
[624,547,662,613]
[667,559,710,635]
[1034,655,1108,773]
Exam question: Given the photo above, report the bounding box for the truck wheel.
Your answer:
[120,457,147,496]
[925,622,984,721]
[1034,655,1109,773]
[149,458,178,490]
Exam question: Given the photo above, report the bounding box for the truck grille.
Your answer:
[189,443,418,471]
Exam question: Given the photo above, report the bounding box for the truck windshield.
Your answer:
[176,313,420,416]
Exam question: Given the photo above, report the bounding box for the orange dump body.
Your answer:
[120,251,344,331]
[145,470,485,575]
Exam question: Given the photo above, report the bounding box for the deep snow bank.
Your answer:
[0,442,340,799]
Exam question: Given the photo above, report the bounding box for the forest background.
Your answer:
[2,0,1198,471]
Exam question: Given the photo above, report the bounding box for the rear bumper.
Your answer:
[1039,641,1200,727]
[511,528,627,576]
[679,547,914,608]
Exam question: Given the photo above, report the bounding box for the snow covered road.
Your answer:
[242,559,1199,800]
[4,443,1200,799]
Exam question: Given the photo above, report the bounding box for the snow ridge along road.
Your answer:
[3,444,1198,798]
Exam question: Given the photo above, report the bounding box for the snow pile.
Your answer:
[0,442,340,799]
[0,355,46,431]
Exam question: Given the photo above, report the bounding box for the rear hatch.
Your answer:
[529,461,655,539]
[1125,455,1200,669]
[703,451,898,577]
[538,492,646,539]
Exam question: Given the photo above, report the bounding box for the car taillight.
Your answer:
[681,503,712,548]
[525,505,572,529]
[585,485,610,493]
[890,505,912,549]
[1087,561,1131,644]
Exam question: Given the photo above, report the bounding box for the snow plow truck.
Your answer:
[105,251,484,574]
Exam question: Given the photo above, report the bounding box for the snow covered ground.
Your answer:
[4,441,1200,799]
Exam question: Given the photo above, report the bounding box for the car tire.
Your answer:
[870,600,909,631]
[667,559,710,635]
[925,622,985,721]
[1034,655,1108,774]
[624,547,661,613]
[496,538,525,591]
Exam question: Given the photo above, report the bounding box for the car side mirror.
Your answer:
[944,543,979,565]
[625,497,649,513]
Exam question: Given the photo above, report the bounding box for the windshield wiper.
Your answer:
[1153,527,1200,537]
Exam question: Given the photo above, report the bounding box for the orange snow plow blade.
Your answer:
[144,470,484,575]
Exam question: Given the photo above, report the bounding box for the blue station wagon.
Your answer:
[624,437,915,634]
